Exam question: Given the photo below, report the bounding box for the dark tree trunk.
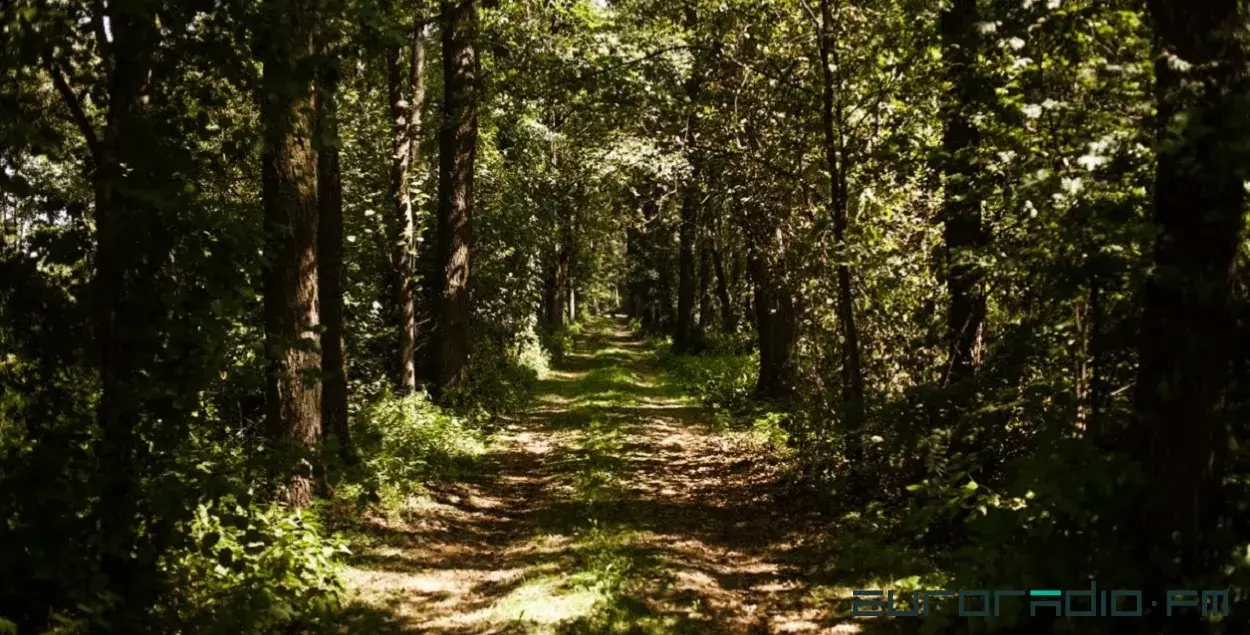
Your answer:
[817,0,864,419]
[433,0,477,399]
[676,188,699,351]
[674,3,704,354]
[939,0,985,385]
[79,5,157,626]
[261,0,322,508]
[387,42,417,394]
[317,59,351,460]
[544,255,565,332]
[698,236,713,332]
[1128,0,1248,597]
[748,228,797,401]
[712,244,735,334]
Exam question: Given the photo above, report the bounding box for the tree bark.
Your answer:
[674,3,703,354]
[433,0,477,398]
[748,226,797,401]
[1129,0,1248,592]
[712,244,735,334]
[75,3,157,625]
[408,24,429,383]
[939,0,985,385]
[261,0,322,508]
[698,235,713,332]
[817,0,864,418]
[387,41,417,395]
[317,58,351,460]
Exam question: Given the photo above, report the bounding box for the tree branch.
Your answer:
[45,54,103,166]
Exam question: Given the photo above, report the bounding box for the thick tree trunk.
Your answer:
[1129,0,1248,594]
[86,6,156,626]
[940,0,985,385]
[261,0,322,508]
[387,43,417,394]
[817,0,864,419]
[433,0,477,398]
[748,228,797,401]
[317,60,350,460]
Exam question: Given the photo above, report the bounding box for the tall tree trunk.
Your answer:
[674,3,703,354]
[939,0,985,385]
[698,236,713,332]
[79,4,157,625]
[817,0,864,418]
[712,245,735,334]
[408,23,430,378]
[1129,0,1248,595]
[544,254,565,332]
[261,0,322,508]
[562,206,576,324]
[317,59,350,460]
[433,0,477,398]
[748,226,797,401]
[387,42,417,394]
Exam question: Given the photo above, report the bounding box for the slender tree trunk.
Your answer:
[544,254,564,332]
[433,0,477,398]
[940,0,985,385]
[387,43,417,394]
[261,0,322,508]
[1129,0,1248,597]
[317,60,350,460]
[408,24,429,385]
[817,0,864,417]
[698,236,713,332]
[712,244,735,334]
[676,192,699,351]
[674,3,703,353]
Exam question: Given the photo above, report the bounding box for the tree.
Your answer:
[939,0,985,385]
[1129,0,1249,589]
[318,51,351,460]
[674,1,705,354]
[817,0,864,416]
[386,10,425,395]
[260,0,322,507]
[432,0,478,398]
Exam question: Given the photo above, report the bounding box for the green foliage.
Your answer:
[442,323,546,421]
[348,392,487,515]
[161,501,348,635]
[660,350,757,415]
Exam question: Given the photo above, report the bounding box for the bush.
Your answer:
[442,321,547,420]
[161,498,348,635]
[661,351,758,415]
[345,392,487,517]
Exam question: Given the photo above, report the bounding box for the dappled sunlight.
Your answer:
[341,319,848,633]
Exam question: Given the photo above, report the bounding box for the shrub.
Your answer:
[661,351,758,415]
[160,498,348,635]
[345,392,487,517]
[442,321,546,420]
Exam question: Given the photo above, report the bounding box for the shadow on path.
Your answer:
[334,319,873,634]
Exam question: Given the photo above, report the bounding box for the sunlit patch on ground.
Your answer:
[337,319,853,634]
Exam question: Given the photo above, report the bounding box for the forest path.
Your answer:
[337,319,856,634]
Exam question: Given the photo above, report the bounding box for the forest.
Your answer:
[2,0,1249,632]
